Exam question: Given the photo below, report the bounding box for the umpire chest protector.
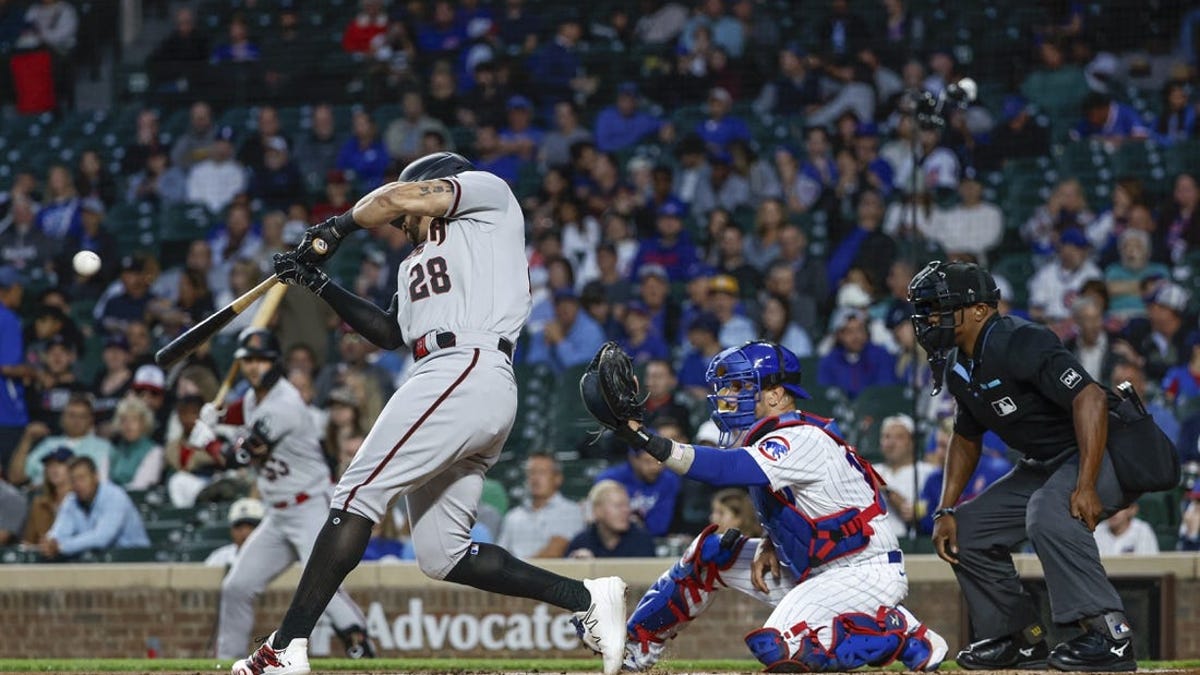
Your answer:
[946,315,1091,461]
[745,412,888,582]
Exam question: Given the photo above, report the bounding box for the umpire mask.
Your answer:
[907,261,1000,392]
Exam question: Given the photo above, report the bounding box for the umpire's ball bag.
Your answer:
[1106,395,1181,493]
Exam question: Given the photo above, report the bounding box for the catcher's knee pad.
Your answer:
[828,607,908,669]
[899,624,944,671]
[626,525,746,655]
[745,625,837,672]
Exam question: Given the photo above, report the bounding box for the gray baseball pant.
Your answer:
[951,449,1134,639]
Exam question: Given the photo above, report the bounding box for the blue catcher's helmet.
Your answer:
[705,341,810,446]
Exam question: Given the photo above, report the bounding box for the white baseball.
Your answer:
[73,250,101,277]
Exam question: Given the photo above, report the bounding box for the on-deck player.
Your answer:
[231,152,627,675]
[186,327,372,660]
[609,341,948,672]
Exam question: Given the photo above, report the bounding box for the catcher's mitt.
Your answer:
[579,342,645,430]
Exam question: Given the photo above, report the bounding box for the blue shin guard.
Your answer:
[626,525,746,658]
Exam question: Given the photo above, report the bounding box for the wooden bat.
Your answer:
[155,238,329,368]
[211,282,290,406]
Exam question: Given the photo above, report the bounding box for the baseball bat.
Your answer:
[211,282,290,406]
[155,238,329,368]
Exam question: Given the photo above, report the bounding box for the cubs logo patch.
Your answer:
[757,436,791,461]
[991,396,1017,417]
[1059,368,1082,389]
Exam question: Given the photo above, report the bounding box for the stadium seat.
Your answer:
[992,253,1034,306]
[846,385,914,462]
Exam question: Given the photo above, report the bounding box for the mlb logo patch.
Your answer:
[1060,368,1083,389]
[991,396,1017,417]
[757,436,791,461]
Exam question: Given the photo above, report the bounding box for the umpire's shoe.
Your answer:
[956,625,1049,670]
[574,577,629,675]
[1048,612,1137,672]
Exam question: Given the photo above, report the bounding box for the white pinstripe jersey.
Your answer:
[394,171,532,346]
[240,378,331,504]
[744,424,899,563]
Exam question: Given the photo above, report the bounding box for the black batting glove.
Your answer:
[274,252,332,296]
[295,211,360,264]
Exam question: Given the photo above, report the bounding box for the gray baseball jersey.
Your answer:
[332,169,531,581]
[215,377,366,659]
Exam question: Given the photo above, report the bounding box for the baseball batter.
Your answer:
[232,152,627,675]
[186,328,372,660]
[583,341,947,672]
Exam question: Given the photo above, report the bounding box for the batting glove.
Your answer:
[187,419,217,449]
[198,402,223,429]
[295,211,359,264]
[274,252,332,296]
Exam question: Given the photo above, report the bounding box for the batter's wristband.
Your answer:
[932,507,957,521]
[331,210,361,239]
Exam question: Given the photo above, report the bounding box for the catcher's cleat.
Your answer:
[336,625,376,659]
[573,577,629,675]
[231,632,310,675]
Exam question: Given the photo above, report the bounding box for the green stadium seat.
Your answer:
[552,364,595,451]
[86,547,162,563]
[992,253,1034,306]
[846,385,914,462]
[159,203,213,247]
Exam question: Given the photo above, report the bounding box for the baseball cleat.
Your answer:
[1047,632,1136,672]
[230,632,310,675]
[574,577,629,675]
[622,638,664,672]
[956,635,1048,670]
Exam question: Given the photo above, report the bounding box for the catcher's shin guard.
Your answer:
[744,608,920,672]
[625,525,747,664]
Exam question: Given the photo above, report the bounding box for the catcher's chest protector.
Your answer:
[746,413,888,581]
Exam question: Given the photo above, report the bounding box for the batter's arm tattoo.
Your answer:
[352,179,456,227]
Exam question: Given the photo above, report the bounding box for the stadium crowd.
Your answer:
[1,0,1200,564]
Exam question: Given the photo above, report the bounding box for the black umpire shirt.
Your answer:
[947,314,1098,461]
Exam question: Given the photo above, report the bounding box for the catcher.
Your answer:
[185,328,373,660]
[580,341,948,672]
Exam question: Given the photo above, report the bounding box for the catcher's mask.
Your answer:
[705,341,809,447]
[907,260,1000,353]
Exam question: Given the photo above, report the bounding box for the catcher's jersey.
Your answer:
[395,171,532,346]
[743,423,899,561]
[241,378,332,503]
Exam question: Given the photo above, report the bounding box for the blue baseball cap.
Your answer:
[0,266,21,289]
[41,446,74,465]
[1001,95,1029,122]
[617,82,639,96]
[553,288,579,303]
[1059,228,1090,249]
[687,312,721,336]
[506,95,533,110]
[657,199,687,218]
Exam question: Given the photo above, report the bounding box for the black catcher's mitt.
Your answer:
[579,342,645,430]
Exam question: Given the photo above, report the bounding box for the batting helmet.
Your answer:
[705,341,809,446]
[233,327,281,361]
[398,151,474,182]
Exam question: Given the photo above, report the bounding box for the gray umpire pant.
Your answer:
[952,449,1134,640]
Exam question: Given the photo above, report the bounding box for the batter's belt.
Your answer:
[413,329,514,362]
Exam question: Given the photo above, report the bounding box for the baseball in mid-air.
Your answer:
[72,250,101,277]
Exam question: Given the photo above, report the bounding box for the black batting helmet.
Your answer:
[398,151,474,182]
[233,327,281,361]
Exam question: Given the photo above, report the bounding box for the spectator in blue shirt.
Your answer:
[695,87,750,154]
[0,267,29,469]
[36,165,82,240]
[679,0,744,58]
[708,274,756,348]
[631,199,699,283]
[597,442,682,538]
[40,456,149,559]
[472,124,521,184]
[210,15,260,63]
[417,0,468,56]
[618,301,670,366]
[595,82,667,153]
[917,423,1012,534]
[817,307,898,399]
[525,290,606,372]
[526,16,589,108]
[566,479,656,558]
[499,95,544,163]
[94,255,159,336]
[1070,92,1150,142]
[678,313,723,398]
[336,110,390,189]
[1155,82,1197,146]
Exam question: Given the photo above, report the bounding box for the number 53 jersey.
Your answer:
[395,170,533,347]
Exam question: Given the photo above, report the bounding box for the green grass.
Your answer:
[0,659,1198,672]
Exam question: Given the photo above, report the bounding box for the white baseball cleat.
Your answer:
[230,632,310,675]
[575,577,629,675]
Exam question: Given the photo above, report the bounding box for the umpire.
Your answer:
[907,261,1179,672]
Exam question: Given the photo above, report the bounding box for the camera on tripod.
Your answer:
[908,78,978,130]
